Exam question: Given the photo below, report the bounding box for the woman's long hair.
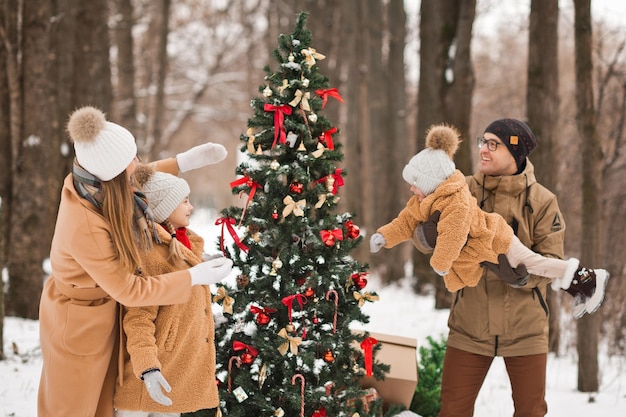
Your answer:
[101,172,144,272]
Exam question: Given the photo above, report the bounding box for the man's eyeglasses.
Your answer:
[477,137,503,152]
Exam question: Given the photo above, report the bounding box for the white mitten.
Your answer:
[142,369,172,406]
[202,252,226,261]
[188,257,234,286]
[176,142,227,172]
[369,233,387,253]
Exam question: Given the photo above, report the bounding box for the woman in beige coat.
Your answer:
[114,166,220,417]
[38,106,233,417]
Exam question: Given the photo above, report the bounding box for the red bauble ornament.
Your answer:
[312,407,327,417]
[256,312,271,325]
[296,277,307,286]
[351,272,368,290]
[289,181,304,194]
[323,235,336,247]
[304,287,315,297]
[272,209,279,220]
[240,352,254,365]
[345,220,360,239]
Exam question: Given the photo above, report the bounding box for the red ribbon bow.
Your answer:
[320,228,343,246]
[250,305,277,315]
[314,169,344,195]
[229,175,261,224]
[215,217,249,254]
[315,88,344,109]
[319,127,338,150]
[233,340,259,357]
[360,337,378,376]
[264,103,293,148]
[281,294,308,322]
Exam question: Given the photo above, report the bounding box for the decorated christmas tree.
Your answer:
[213,13,390,417]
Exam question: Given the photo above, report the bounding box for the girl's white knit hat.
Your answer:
[402,124,461,195]
[134,165,190,224]
[67,106,137,181]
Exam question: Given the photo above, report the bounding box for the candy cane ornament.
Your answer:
[292,373,305,417]
[325,289,338,333]
[228,356,242,393]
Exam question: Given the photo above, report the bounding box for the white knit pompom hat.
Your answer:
[134,166,190,224]
[67,106,137,181]
[402,124,461,196]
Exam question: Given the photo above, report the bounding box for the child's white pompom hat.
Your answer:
[134,165,190,224]
[67,106,137,181]
[402,124,461,195]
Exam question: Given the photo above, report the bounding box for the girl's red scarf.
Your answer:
[175,227,191,249]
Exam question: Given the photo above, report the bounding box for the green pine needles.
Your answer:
[213,12,390,417]
[410,335,447,417]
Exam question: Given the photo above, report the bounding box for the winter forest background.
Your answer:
[1,0,626,398]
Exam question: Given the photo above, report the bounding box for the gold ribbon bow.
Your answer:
[277,328,302,356]
[312,142,325,158]
[353,291,379,307]
[315,193,339,208]
[278,79,289,95]
[282,196,306,218]
[214,287,234,314]
[289,90,311,111]
[301,47,326,67]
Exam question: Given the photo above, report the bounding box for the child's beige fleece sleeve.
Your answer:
[377,196,425,248]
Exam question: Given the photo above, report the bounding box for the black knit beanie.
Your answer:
[484,118,537,173]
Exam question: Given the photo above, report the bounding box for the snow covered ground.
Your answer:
[1,209,625,416]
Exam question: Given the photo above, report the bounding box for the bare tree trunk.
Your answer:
[113,0,137,132]
[444,0,476,174]
[366,0,396,282]
[0,0,20,356]
[339,0,367,261]
[414,0,446,302]
[414,0,476,308]
[382,0,408,281]
[527,0,561,354]
[51,0,80,181]
[150,0,170,155]
[574,0,601,392]
[3,0,112,319]
[5,0,53,319]
[72,0,111,110]
[136,1,159,149]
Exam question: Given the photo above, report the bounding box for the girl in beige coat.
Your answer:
[38,106,233,417]
[370,124,609,318]
[114,166,220,417]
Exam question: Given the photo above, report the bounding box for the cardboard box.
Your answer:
[353,331,418,409]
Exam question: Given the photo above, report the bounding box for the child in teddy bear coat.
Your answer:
[370,124,609,318]
[114,165,224,417]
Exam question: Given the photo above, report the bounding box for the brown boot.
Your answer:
[564,267,609,317]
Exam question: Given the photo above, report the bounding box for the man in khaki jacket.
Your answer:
[414,118,564,417]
